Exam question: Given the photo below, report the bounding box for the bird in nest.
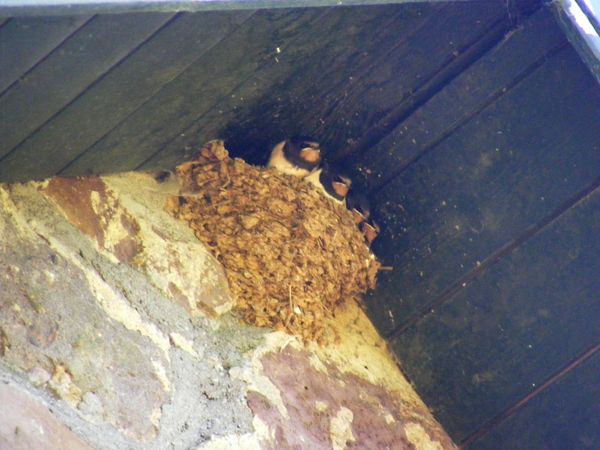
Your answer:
[268,136,379,244]
[305,163,352,205]
[267,136,322,178]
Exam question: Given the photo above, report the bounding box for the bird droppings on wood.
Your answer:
[166,140,380,344]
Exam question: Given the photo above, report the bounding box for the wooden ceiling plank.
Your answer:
[141,3,434,171]
[226,3,454,161]
[366,45,600,337]
[59,8,327,176]
[360,8,566,191]
[0,11,254,182]
[390,185,600,440]
[0,0,474,17]
[0,15,93,95]
[0,13,175,160]
[228,2,507,166]
[311,2,511,157]
[463,347,600,449]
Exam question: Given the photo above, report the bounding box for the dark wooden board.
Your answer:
[224,2,510,166]
[0,13,175,160]
[141,3,438,171]
[310,1,514,156]
[365,45,600,338]
[59,8,328,176]
[390,185,600,441]
[359,8,567,191]
[336,1,543,170]
[0,15,93,94]
[465,348,600,450]
[0,11,255,182]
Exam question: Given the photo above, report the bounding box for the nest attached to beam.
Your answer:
[166,140,380,344]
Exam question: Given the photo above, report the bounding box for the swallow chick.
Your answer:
[360,219,380,246]
[305,164,352,204]
[267,136,322,177]
[345,189,371,226]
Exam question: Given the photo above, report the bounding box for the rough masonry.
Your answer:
[0,172,457,450]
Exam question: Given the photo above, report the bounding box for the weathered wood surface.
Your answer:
[328,1,542,167]
[357,8,568,191]
[0,11,254,181]
[0,15,93,94]
[391,184,600,441]
[365,34,600,339]
[0,0,474,17]
[142,2,442,171]
[0,13,175,160]
[226,2,511,163]
[465,347,600,450]
[0,3,539,182]
[58,8,326,176]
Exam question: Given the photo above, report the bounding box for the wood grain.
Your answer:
[59,8,326,176]
[359,8,567,191]
[0,11,254,182]
[365,44,600,337]
[141,3,433,171]
[0,15,93,94]
[464,347,600,450]
[391,185,600,440]
[0,13,175,160]
[227,2,509,165]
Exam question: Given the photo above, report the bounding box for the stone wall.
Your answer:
[0,172,457,450]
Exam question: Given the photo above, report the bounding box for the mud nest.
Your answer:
[166,140,380,344]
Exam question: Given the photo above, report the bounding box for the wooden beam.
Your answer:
[462,345,600,449]
[552,0,600,87]
[360,9,585,337]
[142,3,445,171]
[0,0,471,18]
